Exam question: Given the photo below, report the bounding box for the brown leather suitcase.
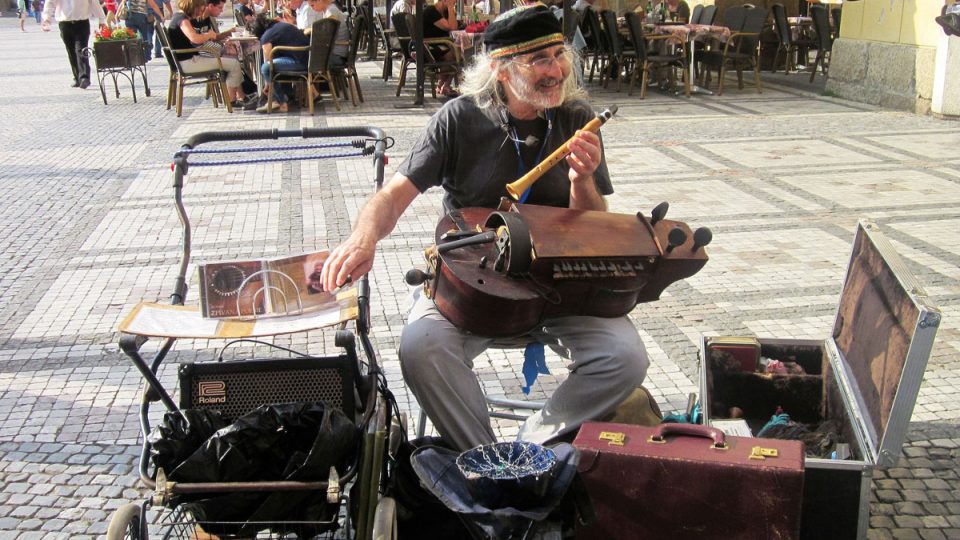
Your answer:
[574,422,805,540]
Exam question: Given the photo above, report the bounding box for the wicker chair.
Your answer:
[392,13,462,99]
[332,17,365,106]
[771,3,816,74]
[265,17,340,113]
[582,6,610,84]
[599,9,636,91]
[154,20,232,117]
[624,11,688,98]
[702,6,767,95]
[808,4,833,82]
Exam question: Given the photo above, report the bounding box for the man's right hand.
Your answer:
[320,235,377,293]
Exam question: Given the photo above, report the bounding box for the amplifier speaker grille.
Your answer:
[178,357,355,421]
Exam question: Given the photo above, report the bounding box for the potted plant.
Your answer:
[89,26,150,104]
[93,26,145,70]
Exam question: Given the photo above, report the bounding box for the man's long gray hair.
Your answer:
[459,43,586,113]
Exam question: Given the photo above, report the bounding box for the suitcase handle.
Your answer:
[649,424,728,450]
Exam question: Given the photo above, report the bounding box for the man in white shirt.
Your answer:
[41,0,105,89]
[291,0,320,30]
[388,0,413,27]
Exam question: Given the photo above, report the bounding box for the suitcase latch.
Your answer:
[749,446,779,460]
[599,431,626,446]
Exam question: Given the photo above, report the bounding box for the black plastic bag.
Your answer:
[149,402,357,536]
[147,409,231,475]
[168,401,356,483]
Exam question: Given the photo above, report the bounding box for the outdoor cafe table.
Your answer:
[650,23,731,95]
[226,34,263,94]
[450,30,484,61]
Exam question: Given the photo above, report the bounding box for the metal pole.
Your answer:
[414,0,425,105]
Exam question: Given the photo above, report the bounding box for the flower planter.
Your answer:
[88,38,151,105]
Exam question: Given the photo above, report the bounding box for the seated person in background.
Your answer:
[290,0,320,30]
[277,0,297,25]
[306,0,348,68]
[319,5,649,452]
[235,0,255,24]
[571,0,594,11]
[389,0,414,28]
[168,0,248,108]
[423,0,459,97]
[655,0,689,22]
[252,12,309,113]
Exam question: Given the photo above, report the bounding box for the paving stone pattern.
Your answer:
[1,16,958,540]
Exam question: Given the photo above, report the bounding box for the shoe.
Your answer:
[79,79,90,89]
[231,100,244,110]
[243,98,261,111]
[70,81,79,88]
[256,101,287,113]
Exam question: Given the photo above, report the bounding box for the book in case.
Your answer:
[197,250,338,319]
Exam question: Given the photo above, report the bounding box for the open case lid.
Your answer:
[830,221,942,468]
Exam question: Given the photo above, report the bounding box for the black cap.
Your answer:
[484,4,564,60]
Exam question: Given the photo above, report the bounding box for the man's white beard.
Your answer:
[507,66,567,110]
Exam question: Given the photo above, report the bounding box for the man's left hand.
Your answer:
[565,129,602,185]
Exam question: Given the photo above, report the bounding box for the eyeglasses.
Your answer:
[512,50,572,72]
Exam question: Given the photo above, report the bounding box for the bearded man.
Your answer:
[320,4,649,451]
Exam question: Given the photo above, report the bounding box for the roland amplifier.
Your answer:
[178,356,356,421]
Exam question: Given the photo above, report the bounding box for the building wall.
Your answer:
[827,0,947,115]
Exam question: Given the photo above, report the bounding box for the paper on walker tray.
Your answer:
[117,287,358,338]
[197,250,337,319]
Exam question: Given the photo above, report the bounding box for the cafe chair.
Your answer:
[154,20,232,117]
[701,4,717,25]
[390,12,418,95]
[830,7,841,41]
[689,4,703,25]
[808,4,833,82]
[582,6,611,85]
[394,13,463,99]
[771,3,816,74]
[265,17,341,114]
[624,12,689,99]
[375,12,402,81]
[332,18,365,106]
[599,9,636,91]
[703,6,767,95]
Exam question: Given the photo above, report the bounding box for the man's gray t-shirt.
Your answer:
[399,97,613,213]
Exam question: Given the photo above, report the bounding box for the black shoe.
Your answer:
[243,98,261,111]
[79,79,90,89]
[70,80,79,88]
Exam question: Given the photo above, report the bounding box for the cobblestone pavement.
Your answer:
[1,16,959,540]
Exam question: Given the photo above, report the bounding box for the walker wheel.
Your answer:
[106,502,146,540]
[371,496,397,540]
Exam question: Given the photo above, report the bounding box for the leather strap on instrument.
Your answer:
[484,211,532,275]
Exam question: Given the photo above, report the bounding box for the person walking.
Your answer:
[19,0,29,31]
[123,0,164,62]
[42,0,106,89]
